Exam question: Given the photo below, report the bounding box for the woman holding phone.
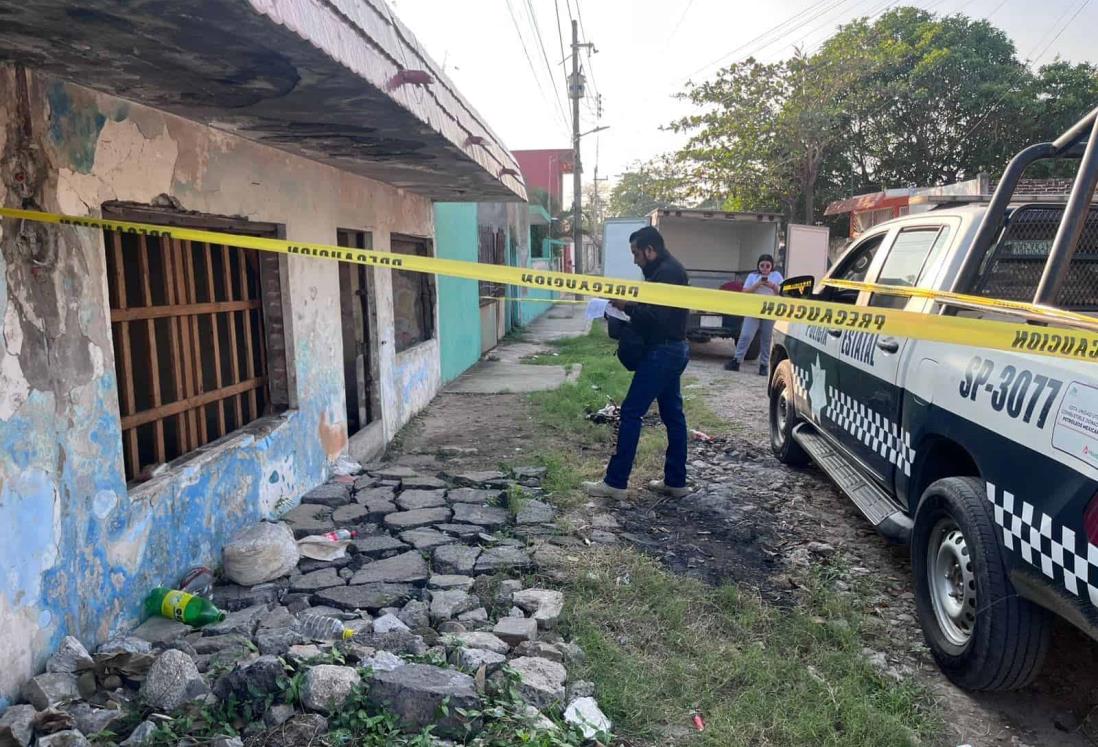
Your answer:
[724,254,783,375]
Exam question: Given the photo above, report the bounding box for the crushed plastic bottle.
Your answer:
[293,612,355,641]
[144,588,225,627]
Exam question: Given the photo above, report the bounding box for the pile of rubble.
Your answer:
[1,465,611,746]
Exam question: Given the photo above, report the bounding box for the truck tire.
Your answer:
[769,360,809,466]
[911,476,1050,690]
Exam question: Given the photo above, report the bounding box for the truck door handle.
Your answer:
[876,337,900,353]
[827,329,842,338]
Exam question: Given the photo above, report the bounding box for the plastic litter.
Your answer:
[293,612,355,641]
[222,521,299,586]
[178,566,214,597]
[143,587,226,627]
[690,429,714,442]
[297,534,354,561]
[329,454,363,476]
[692,711,705,732]
[323,529,357,542]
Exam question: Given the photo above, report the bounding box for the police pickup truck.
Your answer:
[767,108,1098,691]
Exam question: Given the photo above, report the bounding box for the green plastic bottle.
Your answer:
[144,587,226,627]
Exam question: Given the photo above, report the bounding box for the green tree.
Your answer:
[606,154,692,218]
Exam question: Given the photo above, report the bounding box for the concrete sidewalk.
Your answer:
[445,302,591,394]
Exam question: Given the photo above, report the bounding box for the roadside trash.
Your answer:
[587,403,619,424]
[223,521,299,586]
[297,532,355,561]
[143,587,226,627]
[692,711,705,732]
[178,566,214,597]
[293,612,355,641]
[690,429,714,442]
[329,454,362,476]
[323,529,358,542]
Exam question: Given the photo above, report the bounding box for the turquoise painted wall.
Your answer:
[434,203,481,382]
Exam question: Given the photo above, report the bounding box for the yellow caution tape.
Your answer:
[823,279,1098,331]
[2,206,1097,364]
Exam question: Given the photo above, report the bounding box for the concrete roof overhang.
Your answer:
[0,0,527,202]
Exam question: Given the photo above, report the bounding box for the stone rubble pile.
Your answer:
[1,464,611,746]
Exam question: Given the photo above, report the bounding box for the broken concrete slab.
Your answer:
[290,568,347,592]
[280,504,336,538]
[353,474,381,491]
[212,581,286,612]
[351,551,429,585]
[428,574,476,591]
[396,489,448,511]
[564,697,612,740]
[140,649,208,712]
[451,471,507,488]
[300,483,352,508]
[331,503,370,525]
[399,527,457,551]
[452,503,510,528]
[433,544,482,575]
[429,590,480,623]
[445,632,510,655]
[512,589,565,629]
[516,499,557,525]
[435,522,484,538]
[475,546,532,573]
[131,616,191,644]
[509,656,567,709]
[0,704,34,747]
[383,507,452,531]
[446,488,504,505]
[455,647,506,673]
[301,665,361,713]
[352,535,409,558]
[401,475,448,490]
[373,613,411,634]
[492,617,538,647]
[313,584,415,612]
[370,465,420,480]
[367,664,480,738]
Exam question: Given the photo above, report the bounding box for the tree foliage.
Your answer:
[636,6,1098,224]
[606,154,694,219]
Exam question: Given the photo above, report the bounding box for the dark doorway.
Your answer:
[337,229,378,435]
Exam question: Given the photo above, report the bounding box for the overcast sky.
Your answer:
[390,0,1097,194]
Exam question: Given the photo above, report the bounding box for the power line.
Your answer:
[505,0,570,134]
[959,0,1091,141]
[685,0,836,80]
[553,0,568,68]
[523,0,571,128]
[669,0,698,41]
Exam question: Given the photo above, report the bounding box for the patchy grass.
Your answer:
[520,324,724,505]
[559,548,938,746]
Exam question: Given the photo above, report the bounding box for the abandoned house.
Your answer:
[0,0,529,706]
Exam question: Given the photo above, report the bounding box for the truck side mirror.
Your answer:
[780,275,815,298]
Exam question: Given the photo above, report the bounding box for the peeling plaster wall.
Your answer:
[0,69,441,706]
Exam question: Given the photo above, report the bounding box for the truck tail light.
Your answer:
[1084,491,1098,545]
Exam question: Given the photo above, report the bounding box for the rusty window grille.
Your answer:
[391,235,435,353]
[478,226,506,303]
[103,209,282,483]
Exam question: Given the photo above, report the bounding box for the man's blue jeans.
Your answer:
[605,341,690,489]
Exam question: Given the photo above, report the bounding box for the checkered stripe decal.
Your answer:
[987,482,1098,608]
[790,364,810,400]
[823,387,916,476]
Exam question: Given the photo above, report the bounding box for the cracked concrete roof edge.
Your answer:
[248,0,527,202]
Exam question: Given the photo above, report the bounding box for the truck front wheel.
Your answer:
[911,476,1050,690]
[769,360,809,466]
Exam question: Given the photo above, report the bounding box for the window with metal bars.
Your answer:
[391,235,435,353]
[478,226,506,304]
[102,206,285,483]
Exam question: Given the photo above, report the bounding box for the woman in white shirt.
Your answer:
[725,254,783,375]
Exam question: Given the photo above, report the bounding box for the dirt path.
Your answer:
[685,339,1098,747]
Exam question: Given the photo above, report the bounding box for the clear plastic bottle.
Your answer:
[322,529,357,541]
[294,612,355,641]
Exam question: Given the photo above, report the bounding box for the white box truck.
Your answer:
[602,217,648,282]
[648,208,781,342]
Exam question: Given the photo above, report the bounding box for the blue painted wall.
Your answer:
[434,203,481,383]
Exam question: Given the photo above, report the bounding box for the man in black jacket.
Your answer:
[584,226,692,499]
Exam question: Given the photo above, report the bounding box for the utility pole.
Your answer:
[568,19,592,276]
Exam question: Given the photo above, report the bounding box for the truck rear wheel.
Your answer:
[769,361,809,466]
[911,476,1050,690]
